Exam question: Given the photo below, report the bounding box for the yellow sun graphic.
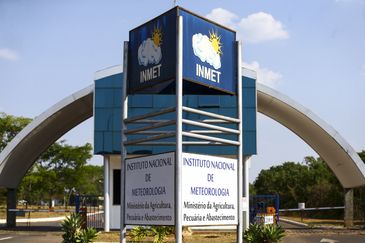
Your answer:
[151,26,162,47]
[209,30,222,56]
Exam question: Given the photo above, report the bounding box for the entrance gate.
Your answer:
[76,195,104,229]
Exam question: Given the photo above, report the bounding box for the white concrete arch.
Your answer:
[0,67,364,189]
[257,83,365,188]
[0,85,94,188]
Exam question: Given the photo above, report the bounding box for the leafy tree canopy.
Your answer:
[253,157,342,209]
[0,112,102,205]
[0,112,31,152]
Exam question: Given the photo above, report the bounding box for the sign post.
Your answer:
[175,15,183,243]
[237,41,243,242]
[120,41,129,243]
[121,6,250,243]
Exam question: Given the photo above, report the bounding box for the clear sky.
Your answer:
[1,0,364,182]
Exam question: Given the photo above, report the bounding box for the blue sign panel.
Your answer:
[128,8,177,94]
[180,9,237,95]
[127,7,236,95]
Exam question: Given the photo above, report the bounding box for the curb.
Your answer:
[0,211,103,224]
[0,216,66,224]
[280,218,308,227]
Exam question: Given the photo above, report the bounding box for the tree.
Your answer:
[0,112,31,152]
[253,157,343,210]
[304,156,342,208]
[0,113,31,203]
[254,162,311,208]
[1,112,103,206]
[249,183,256,196]
[76,165,104,195]
[18,141,96,206]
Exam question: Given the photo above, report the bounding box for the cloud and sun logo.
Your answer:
[138,26,163,67]
[192,30,222,69]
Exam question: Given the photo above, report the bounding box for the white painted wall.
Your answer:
[110,155,121,229]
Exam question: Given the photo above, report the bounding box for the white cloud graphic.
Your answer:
[138,38,162,66]
[192,33,221,69]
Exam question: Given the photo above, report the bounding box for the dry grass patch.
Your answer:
[95,231,237,242]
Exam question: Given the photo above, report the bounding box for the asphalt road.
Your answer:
[0,232,62,242]
[279,219,365,242]
[1,230,364,243]
[0,219,364,242]
[16,220,62,229]
[283,234,365,243]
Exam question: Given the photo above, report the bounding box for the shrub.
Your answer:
[243,223,285,243]
[243,223,263,242]
[150,226,174,243]
[61,213,98,243]
[262,224,285,243]
[130,226,149,242]
[129,225,174,243]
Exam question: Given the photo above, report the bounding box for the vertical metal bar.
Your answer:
[120,41,129,243]
[75,194,80,214]
[243,156,251,226]
[237,41,243,243]
[276,194,280,222]
[175,15,183,243]
[103,155,110,232]
[90,204,96,228]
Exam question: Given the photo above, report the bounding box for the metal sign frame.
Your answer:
[120,15,246,243]
[127,6,237,96]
